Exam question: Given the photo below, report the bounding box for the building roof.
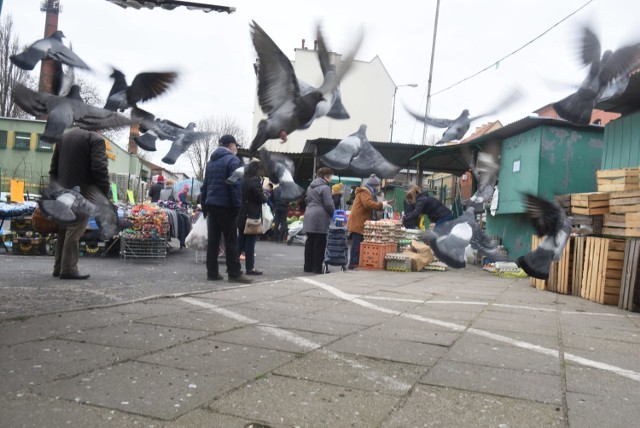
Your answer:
[411,115,602,176]
[459,120,502,143]
[595,71,640,115]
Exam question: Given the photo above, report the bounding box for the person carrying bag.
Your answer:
[237,162,268,275]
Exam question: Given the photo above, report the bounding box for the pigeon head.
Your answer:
[51,31,65,40]
[110,68,125,79]
[461,109,470,116]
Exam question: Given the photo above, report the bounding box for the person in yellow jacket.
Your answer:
[346,174,390,269]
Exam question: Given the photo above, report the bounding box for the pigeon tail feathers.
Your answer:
[517,248,555,280]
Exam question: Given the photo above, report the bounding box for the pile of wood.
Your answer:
[580,237,625,305]
[603,190,640,237]
[596,168,639,192]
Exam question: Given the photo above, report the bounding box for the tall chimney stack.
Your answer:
[38,0,61,95]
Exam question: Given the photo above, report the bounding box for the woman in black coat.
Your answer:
[402,186,454,229]
[237,162,268,275]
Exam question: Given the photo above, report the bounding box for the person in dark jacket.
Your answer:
[402,187,454,230]
[302,167,335,273]
[49,127,110,280]
[200,134,251,283]
[237,162,268,275]
[272,184,290,243]
[402,185,420,229]
[331,182,344,210]
[148,175,164,202]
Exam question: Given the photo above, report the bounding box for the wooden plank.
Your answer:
[572,236,585,297]
[621,239,640,310]
[608,196,640,206]
[597,168,639,178]
[582,237,594,300]
[597,238,609,304]
[571,207,609,215]
[609,190,640,199]
[598,184,640,192]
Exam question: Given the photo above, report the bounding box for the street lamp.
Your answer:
[390,83,418,142]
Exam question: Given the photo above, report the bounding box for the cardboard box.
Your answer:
[410,239,431,254]
[402,247,434,271]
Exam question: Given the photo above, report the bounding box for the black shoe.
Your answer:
[52,272,60,277]
[208,274,224,281]
[246,270,263,275]
[228,274,252,283]
[59,273,90,280]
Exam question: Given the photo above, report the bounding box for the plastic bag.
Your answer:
[185,214,207,251]
[261,202,273,233]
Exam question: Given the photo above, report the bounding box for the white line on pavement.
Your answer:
[300,277,640,383]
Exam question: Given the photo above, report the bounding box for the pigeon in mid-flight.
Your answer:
[462,143,500,213]
[104,68,178,112]
[321,124,400,179]
[516,193,573,280]
[12,83,133,143]
[297,24,353,129]
[259,149,305,202]
[10,30,90,71]
[553,25,640,125]
[249,20,362,155]
[226,159,259,184]
[131,107,211,165]
[421,208,506,269]
[406,90,522,145]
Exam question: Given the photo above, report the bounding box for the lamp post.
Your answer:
[390,83,418,142]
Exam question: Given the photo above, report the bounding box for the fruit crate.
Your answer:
[359,242,397,270]
[120,238,167,259]
[385,253,412,272]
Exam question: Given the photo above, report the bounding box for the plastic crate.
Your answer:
[359,242,397,270]
[385,253,412,272]
[80,241,105,257]
[120,238,167,259]
[10,216,33,235]
[11,236,47,255]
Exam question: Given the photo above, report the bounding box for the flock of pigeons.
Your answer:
[10,21,640,279]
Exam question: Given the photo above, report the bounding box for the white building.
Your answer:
[252,45,396,153]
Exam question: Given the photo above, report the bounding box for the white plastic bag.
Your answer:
[261,202,274,234]
[185,214,208,251]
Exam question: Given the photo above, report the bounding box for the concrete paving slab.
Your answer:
[565,365,640,401]
[303,301,396,327]
[560,313,640,342]
[443,334,561,375]
[273,349,424,396]
[327,333,448,366]
[421,360,563,404]
[381,383,565,427]
[0,339,143,395]
[195,282,302,303]
[171,408,261,428]
[567,392,640,428]
[33,360,246,420]
[135,309,249,333]
[100,298,201,316]
[60,322,211,352]
[271,315,367,337]
[470,313,559,337]
[209,325,338,354]
[0,393,157,427]
[209,374,401,427]
[410,304,485,323]
[562,335,640,369]
[136,339,296,379]
[360,316,461,347]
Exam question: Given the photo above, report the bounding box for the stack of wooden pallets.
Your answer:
[596,168,639,192]
[603,190,640,237]
[619,238,640,312]
[529,235,576,295]
[570,192,608,235]
[580,237,625,305]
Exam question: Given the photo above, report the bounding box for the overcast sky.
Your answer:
[3,0,639,175]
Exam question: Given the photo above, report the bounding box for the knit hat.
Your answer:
[157,175,165,183]
[366,174,381,187]
[219,134,237,146]
[331,183,343,194]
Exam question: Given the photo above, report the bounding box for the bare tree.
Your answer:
[187,114,248,181]
[0,15,34,118]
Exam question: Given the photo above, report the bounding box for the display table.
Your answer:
[119,204,170,259]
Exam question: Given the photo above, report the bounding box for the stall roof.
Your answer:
[410,116,602,176]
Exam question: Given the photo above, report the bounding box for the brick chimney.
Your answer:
[128,122,140,154]
[38,0,61,95]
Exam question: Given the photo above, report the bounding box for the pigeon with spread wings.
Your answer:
[259,149,304,202]
[249,20,362,155]
[406,90,521,145]
[553,25,640,125]
[517,193,573,280]
[10,30,90,71]
[12,83,133,143]
[104,68,178,112]
[462,143,500,213]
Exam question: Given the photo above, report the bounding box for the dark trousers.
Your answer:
[273,207,288,241]
[304,232,327,273]
[237,229,257,272]
[206,206,241,278]
[349,232,364,267]
[54,213,89,275]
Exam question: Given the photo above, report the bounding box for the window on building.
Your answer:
[0,130,7,149]
[36,134,54,152]
[13,132,31,150]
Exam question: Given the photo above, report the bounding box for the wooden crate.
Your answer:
[528,235,547,290]
[581,237,625,305]
[570,192,609,215]
[596,168,640,192]
[606,190,640,214]
[603,212,640,238]
[571,214,603,236]
[554,194,572,216]
[571,236,587,297]
[543,236,574,295]
[619,238,640,312]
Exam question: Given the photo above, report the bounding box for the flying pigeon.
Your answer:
[226,159,259,184]
[131,107,211,164]
[297,24,353,129]
[516,193,573,280]
[462,143,500,213]
[320,124,400,178]
[421,207,506,269]
[104,68,178,112]
[10,30,90,71]
[553,26,640,125]
[259,149,305,202]
[406,90,522,145]
[12,83,133,143]
[249,20,362,155]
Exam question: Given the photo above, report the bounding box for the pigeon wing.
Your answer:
[73,102,134,131]
[47,42,91,70]
[321,136,362,170]
[349,140,400,179]
[12,84,52,117]
[523,193,564,237]
[127,71,178,105]
[405,107,454,128]
[598,42,640,86]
